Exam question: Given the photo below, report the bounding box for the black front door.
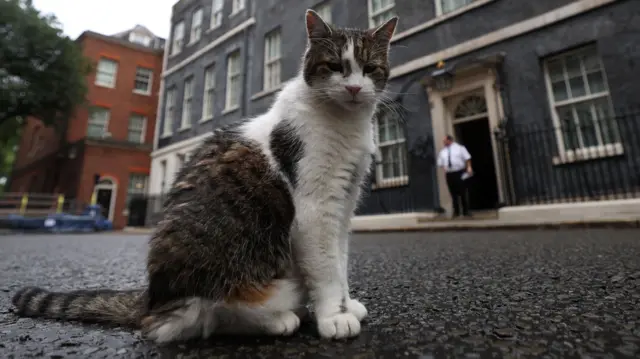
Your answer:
[96,189,112,219]
[127,196,148,227]
[454,118,499,210]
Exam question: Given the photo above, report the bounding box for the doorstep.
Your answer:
[352,199,640,232]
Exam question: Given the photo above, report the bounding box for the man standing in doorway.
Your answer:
[437,135,473,218]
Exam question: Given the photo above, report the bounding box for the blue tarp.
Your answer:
[0,205,113,232]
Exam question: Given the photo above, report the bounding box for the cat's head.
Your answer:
[302,9,398,112]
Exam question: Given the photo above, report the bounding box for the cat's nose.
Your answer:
[345,85,362,96]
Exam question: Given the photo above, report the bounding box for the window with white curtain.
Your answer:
[190,8,203,43]
[314,1,332,23]
[368,0,395,27]
[543,45,618,156]
[87,107,110,138]
[373,111,408,186]
[202,65,215,120]
[162,88,176,136]
[263,30,281,90]
[95,58,118,88]
[128,114,146,143]
[225,51,242,109]
[171,21,185,55]
[437,0,475,16]
[181,77,194,128]
[211,0,224,28]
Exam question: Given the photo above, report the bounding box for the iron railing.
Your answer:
[494,108,640,206]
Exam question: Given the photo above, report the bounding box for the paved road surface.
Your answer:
[1,229,639,358]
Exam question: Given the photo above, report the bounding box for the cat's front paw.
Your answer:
[346,299,368,321]
[317,312,361,339]
[265,311,301,336]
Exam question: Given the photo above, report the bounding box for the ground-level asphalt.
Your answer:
[1,229,639,358]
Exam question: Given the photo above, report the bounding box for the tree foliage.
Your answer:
[0,0,92,129]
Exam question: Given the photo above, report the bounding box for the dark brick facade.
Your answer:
[155,0,639,215]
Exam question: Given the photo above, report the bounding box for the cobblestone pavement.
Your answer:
[1,229,639,358]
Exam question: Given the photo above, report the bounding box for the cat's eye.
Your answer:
[326,62,343,73]
[363,65,377,74]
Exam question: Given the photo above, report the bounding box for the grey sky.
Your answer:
[32,0,176,39]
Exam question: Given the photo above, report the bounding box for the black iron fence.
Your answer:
[494,108,640,206]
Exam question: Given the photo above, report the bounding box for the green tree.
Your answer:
[0,0,92,129]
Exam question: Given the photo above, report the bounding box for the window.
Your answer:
[231,0,245,14]
[437,0,475,15]
[171,21,185,55]
[87,107,110,138]
[126,173,148,206]
[263,30,282,90]
[202,65,215,120]
[129,32,151,46]
[374,112,407,185]
[133,67,153,95]
[543,45,618,155]
[181,78,194,128]
[314,2,332,23]
[211,0,224,28]
[128,114,146,143]
[225,51,242,110]
[190,8,203,44]
[95,58,118,88]
[162,88,176,136]
[368,0,395,27]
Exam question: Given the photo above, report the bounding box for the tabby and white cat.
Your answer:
[11,10,398,343]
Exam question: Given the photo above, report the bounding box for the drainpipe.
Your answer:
[152,37,171,153]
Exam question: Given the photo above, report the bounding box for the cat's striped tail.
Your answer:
[11,286,146,327]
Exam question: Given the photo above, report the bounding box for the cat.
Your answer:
[11,9,398,344]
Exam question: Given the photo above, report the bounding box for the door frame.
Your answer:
[426,66,506,215]
[93,176,117,221]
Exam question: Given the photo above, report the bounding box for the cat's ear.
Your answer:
[305,9,332,39]
[371,16,398,44]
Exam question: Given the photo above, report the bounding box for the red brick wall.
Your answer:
[68,35,163,144]
[78,145,151,229]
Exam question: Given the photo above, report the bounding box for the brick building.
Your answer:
[9,25,165,229]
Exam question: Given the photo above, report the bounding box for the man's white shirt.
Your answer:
[437,142,471,173]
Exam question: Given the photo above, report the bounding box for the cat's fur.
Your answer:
[11,10,398,343]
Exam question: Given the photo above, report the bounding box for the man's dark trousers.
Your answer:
[446,169,470,217]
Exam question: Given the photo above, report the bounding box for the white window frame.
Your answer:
[367,0,395,28]
[202,65,215,121]
[542,45,620,164]
[162,88,176,137]
[87,107,110,138]
[231,0,245,15]
[127,114,147,143]
[225,51,242,110]
[263,30,282,91]
[180,77,194,129]
[211,0,224,29]
[133,67,153,95]
[372,112,408,187]
[171,21,185,55]
[190,8,203,44]
[435,0,476,16]
[314,1,332,23]
[95,58,118,88]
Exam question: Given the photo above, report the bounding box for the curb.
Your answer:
[352,219,640,233]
